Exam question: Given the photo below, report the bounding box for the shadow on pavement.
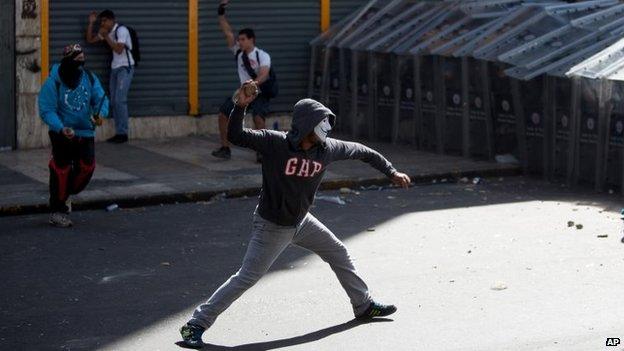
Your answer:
[174,318,392,350]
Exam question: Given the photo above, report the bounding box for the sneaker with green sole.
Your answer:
[180,323,205,349]
[356,301,397,319]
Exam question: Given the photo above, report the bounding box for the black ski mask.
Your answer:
[59,44,85,89]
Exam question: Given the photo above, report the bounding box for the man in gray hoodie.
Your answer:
[180,82,411,348]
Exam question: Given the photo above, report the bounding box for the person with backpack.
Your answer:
[211,0,278,163]
[38,43,109,227]
[86,9,138,144]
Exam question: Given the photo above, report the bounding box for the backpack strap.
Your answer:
[236,48,258,79]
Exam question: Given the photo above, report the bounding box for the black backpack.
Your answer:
[115,24,141,67]
[236,49,278,99]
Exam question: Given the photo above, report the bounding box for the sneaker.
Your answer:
[356,301,397,319]
[211,146,231,159]
[256,152,263,164]
[49,212,73,228]
[180,323,205,349]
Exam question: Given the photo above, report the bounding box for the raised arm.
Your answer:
[326,138,411,188]
[227,81,279,153]
[218,1,235,48]
[85,11,101,44]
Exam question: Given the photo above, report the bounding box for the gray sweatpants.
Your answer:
[189,210,372,329]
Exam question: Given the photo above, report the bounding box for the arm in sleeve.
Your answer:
[255,51,271,84]
[90,74,109,118]
[227,104,276,153]
[259,51,271,69]
[116,27,130,46]
[104,28,126,54]
[38,78,64,133]
[326,138,397,178]
[219,14,236,49]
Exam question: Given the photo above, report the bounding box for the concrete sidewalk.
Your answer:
[0,135,520,216]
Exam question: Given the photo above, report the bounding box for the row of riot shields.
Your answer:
[308,0,624,193]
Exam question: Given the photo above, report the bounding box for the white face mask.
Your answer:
[314,117,332,143]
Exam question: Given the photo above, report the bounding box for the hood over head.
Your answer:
[287,98,336,148]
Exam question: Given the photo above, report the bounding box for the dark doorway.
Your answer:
[0,0,16,150]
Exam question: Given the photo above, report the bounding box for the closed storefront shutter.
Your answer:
[331,0,369,26]
[49,0,188,116]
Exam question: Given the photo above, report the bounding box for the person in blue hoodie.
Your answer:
[39,43,109,227]
[180,81,411,348]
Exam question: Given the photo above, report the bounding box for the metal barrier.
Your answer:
[308,0,624,193]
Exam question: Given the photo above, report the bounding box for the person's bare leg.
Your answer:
[218,112,230,147]
[253,115,266,130]
[212,112,232,159]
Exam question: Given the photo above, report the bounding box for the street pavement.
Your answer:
[0,135,519,215]
[1,177,623,351]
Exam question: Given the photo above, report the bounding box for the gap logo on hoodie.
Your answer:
[284,158,323,177]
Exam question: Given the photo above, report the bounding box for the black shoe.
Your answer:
[356,301,397,319]
[211,146,231,159]
[180,323,205,349]
[107,134,128,143]
[256,152,263,164]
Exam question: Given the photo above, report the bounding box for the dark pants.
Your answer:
[48,131,95,213]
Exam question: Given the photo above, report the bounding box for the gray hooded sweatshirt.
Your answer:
[228,98,397,226]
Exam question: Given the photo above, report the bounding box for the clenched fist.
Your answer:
[91,115,104,127]
[233,80,259,107]
[391,172,411,189]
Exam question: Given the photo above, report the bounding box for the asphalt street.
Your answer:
[1,177,622,351]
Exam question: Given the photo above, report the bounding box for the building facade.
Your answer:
[1,0,366,150]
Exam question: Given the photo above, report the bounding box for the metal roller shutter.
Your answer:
[331,0,369,26]
[49,0,188,116]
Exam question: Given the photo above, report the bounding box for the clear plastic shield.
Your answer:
[375,53,395,142]
[467,58,491,158]
[398,56,416,145]
[420,55,439,152]
[521,76,547,174]
[489,62,518,157]
[606,81,624,191]
[443,57,464,155]
[552,77,573,180]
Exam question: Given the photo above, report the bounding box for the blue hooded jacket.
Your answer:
[38,64,109,138]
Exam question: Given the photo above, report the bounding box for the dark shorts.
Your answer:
[219,94,270,119]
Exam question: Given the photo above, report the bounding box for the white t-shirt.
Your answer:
[109,23,135,69]
[230,44,271,84]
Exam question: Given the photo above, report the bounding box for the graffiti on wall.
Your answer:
[22,0,38,19]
